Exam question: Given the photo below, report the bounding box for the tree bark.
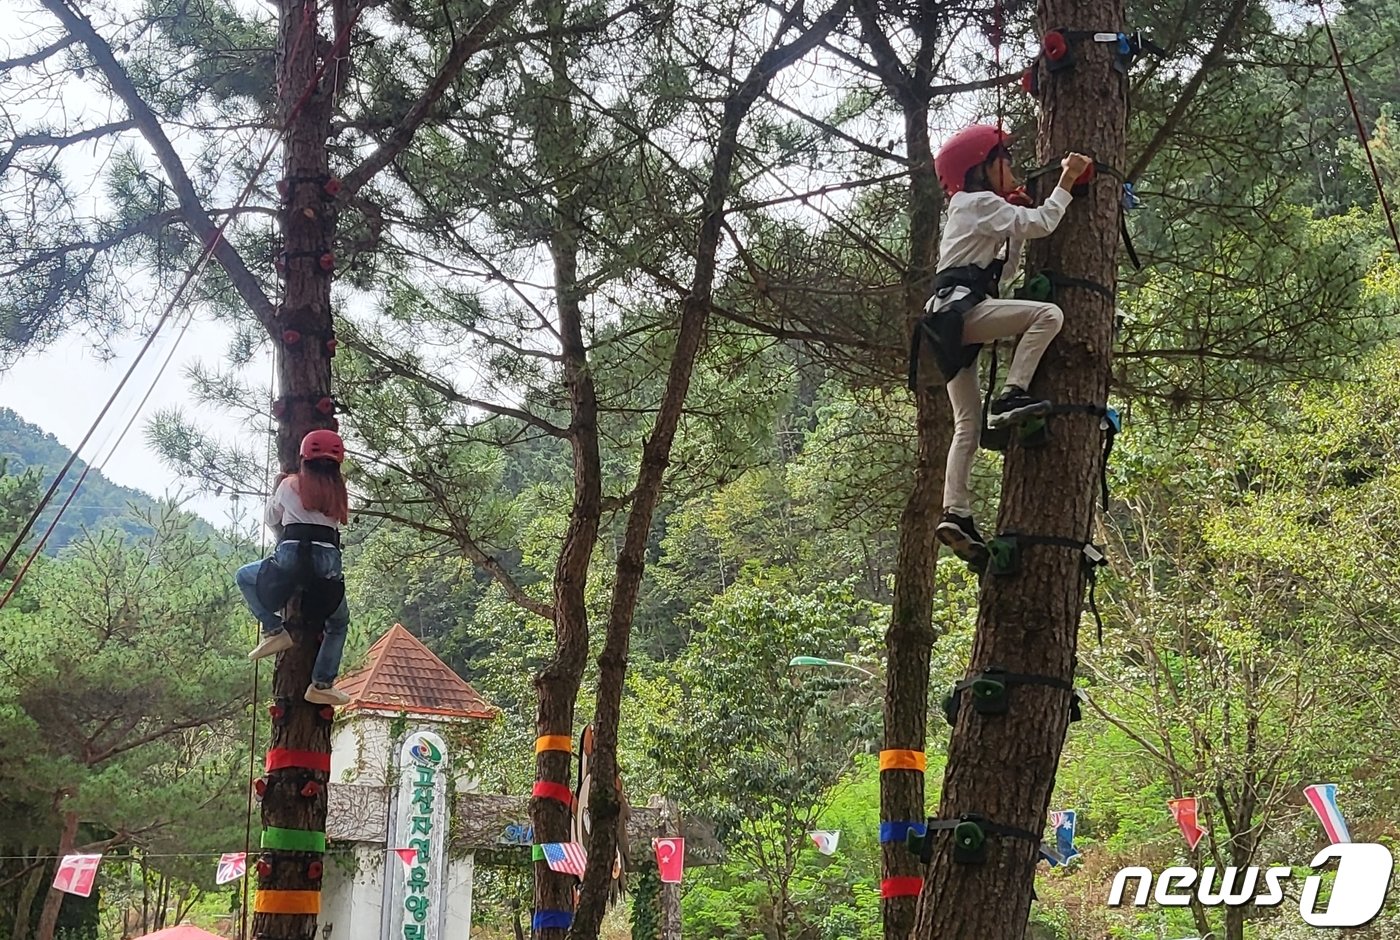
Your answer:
[35,809,79,940]
[913,0,1127,933]
[849,3,947,937]
[253,2,338,939]
[570,4,853,937]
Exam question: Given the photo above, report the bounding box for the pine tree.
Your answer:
[913,0,1127,933]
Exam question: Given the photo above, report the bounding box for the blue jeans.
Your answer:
[235,541,350,686]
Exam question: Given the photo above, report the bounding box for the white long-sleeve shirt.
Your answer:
[930,187,1073,311]
[265,476,342,543]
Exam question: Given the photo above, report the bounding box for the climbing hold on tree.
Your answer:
[272,397,287,418]
[283,329,302,345]
[1020,273,1053,302]
[1042,30,1071,70]
[256,856,272,878]
[953,819,987,863]
[315,397,335,415]
[318,252,335,272]
[300,780,322,798]
[269,702,285,722]
[253,777,268,798]
[318,705,336,722]
[323,177,342,197]
[326,338,338,356]
[307,861,323,881]
[987,535,1019,576]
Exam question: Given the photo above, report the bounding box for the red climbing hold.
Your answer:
[318,252,335,272]
[323,177,342,197]
[1075,163,1096,188]
[318,705,336,722]
[283,329,302,345]
[271,398,287,418]
[269,703,285,721]
[315,397,335,416]
[308,861,323,880]
[325,338,338,355]
[301,780,322,798]
[1043,30,1069,62]
[253,777,267,798]
[257,857,272,878]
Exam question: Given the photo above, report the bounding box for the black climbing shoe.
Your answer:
[937,511,988,567]
[987,386,1052,428]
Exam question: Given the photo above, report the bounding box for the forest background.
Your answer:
[2,0,1400,937]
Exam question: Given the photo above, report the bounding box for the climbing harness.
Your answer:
[942,667,1083,726]
[908,258,1006,390]
[906,814,1042,865]
[253,523,346,625]
[983,533,1110,642]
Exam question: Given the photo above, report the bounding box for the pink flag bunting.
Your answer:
[215,852,247,885]
[394,847,419,875]
[653,838,684,884]
[53,854,102,898]
[1168,797,1207,850]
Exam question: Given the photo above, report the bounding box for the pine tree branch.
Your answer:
[0,120,135,177]
[1128,0,1252,180]
[0,34,77,70]
[341,336,568,437]
[338,0,525,198]
[38,0,276,325]
[353,507,556,620]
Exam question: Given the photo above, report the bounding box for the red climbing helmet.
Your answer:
[300,429,345,463]
[934,124,1011,196]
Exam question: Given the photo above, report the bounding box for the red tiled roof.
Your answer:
[338,623,496,719]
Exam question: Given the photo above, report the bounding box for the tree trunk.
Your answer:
[253,1,339,938]
[35,809,79,940]
[11,857,43,940]
[570,5,853,936]
[913,0,1127,933]
[660,882,681,940]
[849,3,946,937]
[529,5,601,938]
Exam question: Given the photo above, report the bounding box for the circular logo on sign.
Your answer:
[409,736,443,766]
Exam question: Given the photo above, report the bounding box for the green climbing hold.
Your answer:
[987,536,1019,576]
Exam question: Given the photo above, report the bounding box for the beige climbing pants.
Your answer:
[943,298,1063,514]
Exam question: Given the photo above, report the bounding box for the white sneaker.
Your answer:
[305,683,351,707]
[248,631,294,661]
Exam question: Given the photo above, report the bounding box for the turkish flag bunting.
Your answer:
[652,838,684,884]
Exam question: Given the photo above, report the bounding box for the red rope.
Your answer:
[1316,0,1400,260]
